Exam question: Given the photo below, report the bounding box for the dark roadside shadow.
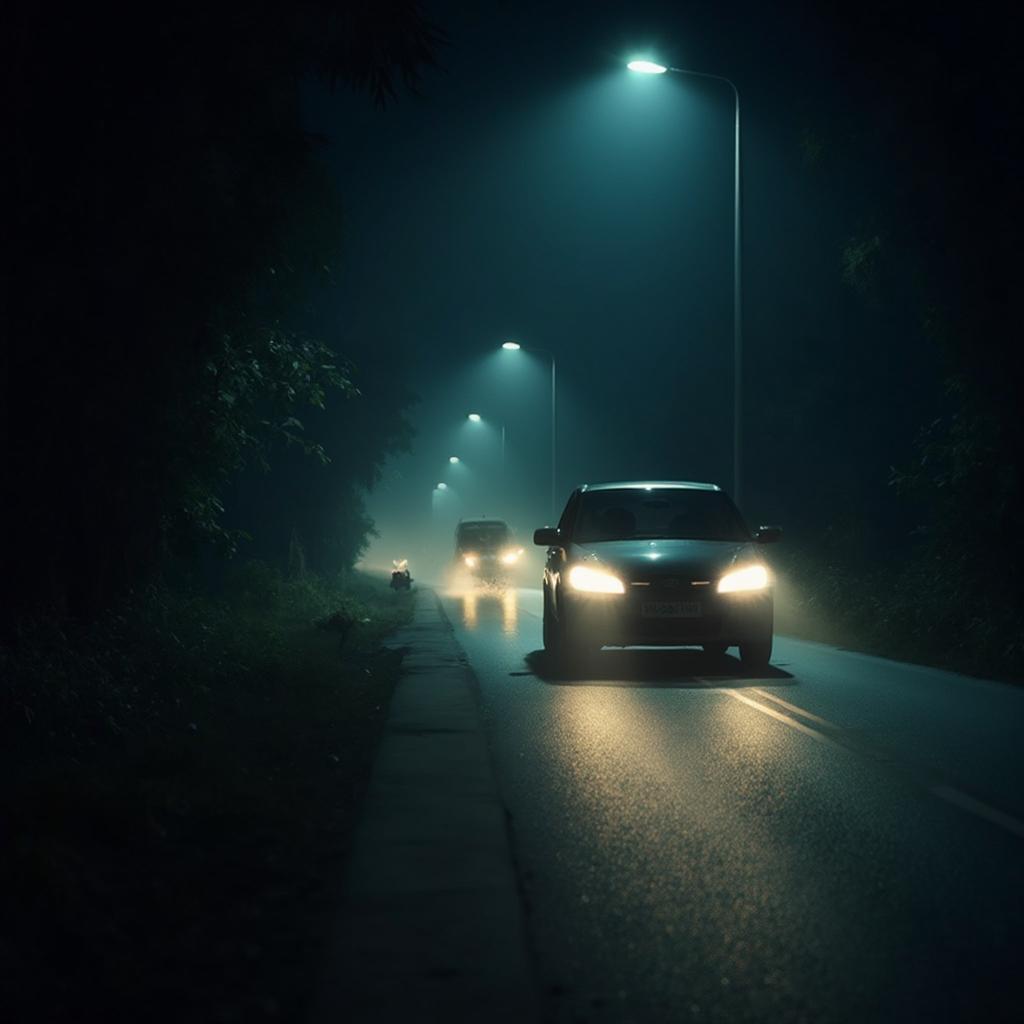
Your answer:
[523,648,794,688]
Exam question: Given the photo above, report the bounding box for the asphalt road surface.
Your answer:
[437,582,1024,1024]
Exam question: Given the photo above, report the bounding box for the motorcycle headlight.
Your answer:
[717,564,769,593]
[568,564,625,594]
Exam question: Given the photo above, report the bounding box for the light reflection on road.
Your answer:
[460,590,478,628]
[443,577,524,635]
[502,588,518,634]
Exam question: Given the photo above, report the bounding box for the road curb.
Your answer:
[312,588,540,1023]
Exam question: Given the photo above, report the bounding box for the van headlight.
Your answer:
[568,564,625,594]
[717,564,769,593]
[501,548,524,565]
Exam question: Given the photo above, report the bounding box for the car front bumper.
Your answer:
[561,587,773,647]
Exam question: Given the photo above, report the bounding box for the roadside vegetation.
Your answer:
[747,11,1021,683]
[774,546,1024,683]
[2,567,414,1023]
[5,9,438,1019]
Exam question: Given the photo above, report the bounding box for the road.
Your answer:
[436,582,1024,1023]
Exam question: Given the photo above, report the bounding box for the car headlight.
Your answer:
[463,554,478,568]
[568,564,625,594]
[717,564,769,593]
[501,548,524,565]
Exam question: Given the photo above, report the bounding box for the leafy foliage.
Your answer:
[4,3,440,621]
[171,325,356,553]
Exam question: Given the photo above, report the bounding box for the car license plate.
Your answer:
[641,601,702,618]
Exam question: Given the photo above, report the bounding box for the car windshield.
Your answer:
[573,489,749,543]
[457,522,510,550]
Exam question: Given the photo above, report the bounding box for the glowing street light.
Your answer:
[627,56,744,507]
[449,455,460,464]
[501,340,521,350]
[626,60,667,74]
[436,482,448,491]
[467,412,482,423]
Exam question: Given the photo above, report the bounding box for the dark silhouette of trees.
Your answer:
[3,2,442,621]
[749,3,1023,668]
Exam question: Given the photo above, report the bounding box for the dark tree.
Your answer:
[3,2,442,621]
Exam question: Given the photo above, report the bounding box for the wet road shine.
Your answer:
[438,583,1024,1023]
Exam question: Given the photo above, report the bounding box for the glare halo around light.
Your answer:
[627,59,668,74]
[449,455,460,464]
[436,482,448,490]
[467,413,482,422]
[502,341,521,350]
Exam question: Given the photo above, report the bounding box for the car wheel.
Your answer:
[560,614,599,663]
[542,587,561,653]
[702,643,728,658]
[739,637,773,669]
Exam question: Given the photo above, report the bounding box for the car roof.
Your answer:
[579,480,721,493]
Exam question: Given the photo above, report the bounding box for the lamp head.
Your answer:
[627,59,668,74]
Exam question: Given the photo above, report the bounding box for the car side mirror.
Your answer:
[533,527,561,547]
[754,526,782,544]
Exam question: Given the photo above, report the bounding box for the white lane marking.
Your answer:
[721,689,832,745]
[749,688,839,729]
[930,785,1024,840]
[720,687,1024,842]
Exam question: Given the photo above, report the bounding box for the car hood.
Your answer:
[569,538,759,581]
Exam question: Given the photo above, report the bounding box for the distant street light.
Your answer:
[449,455,460,464]
[467,412,482,423]
[628,56,744,507]
[500,342,557,516]
[436,482,448,491]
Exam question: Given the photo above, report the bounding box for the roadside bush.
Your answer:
[2,570,413,1022]
[225,559,285,612]
[775,543,1024,681]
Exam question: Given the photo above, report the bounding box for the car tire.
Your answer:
[548,592,599,664]
[702,643,728,658]
[739,637,773,669]
[542,587,561,654]
[560,612,599,663]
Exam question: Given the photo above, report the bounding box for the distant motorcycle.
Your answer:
[390,559,412,591]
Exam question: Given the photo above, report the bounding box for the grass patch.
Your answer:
[2,567,414,1022]
[773,546,1024,682]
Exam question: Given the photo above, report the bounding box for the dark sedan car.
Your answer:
[534,481,781,667]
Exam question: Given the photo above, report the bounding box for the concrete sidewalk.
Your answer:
[312,588,540,1023]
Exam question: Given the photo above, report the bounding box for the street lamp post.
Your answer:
[627,59,743,507]
[501,341,557,516]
